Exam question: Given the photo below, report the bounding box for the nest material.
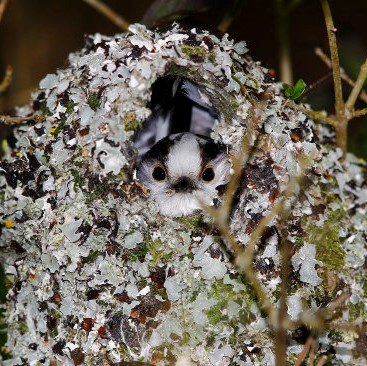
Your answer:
[0,24,366,365]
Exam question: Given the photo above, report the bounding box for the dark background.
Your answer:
[0,0,366,357]
[0,0,366,154]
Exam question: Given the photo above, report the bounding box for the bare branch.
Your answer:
[217,0,242,33]
[315,47,367,104]
[316,356,328,366]
[353,107,367,118]
[294,337,315,366]
[0,0,9,23]
[82,0,130,32]
[346,58,367,110]
[320,0,344,117]
[274,0,293,84]
[275,232,291,366]
[0,114,45,125]
[0,64,12,94]
[286,100,338,127]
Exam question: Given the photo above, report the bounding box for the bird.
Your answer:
[136,132,230,217]
[133,76,230,216]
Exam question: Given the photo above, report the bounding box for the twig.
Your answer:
[274,0,293,84]
[316,356,328,366]
[0,0,9,23]
[217,0,243,33]
[286,100,338,127]
[206,90,275,318]
[315,47,367,104]
[320,0,344,117]
[320,0,348,155]
[294,337,315,366]
[0,65,12,94]
[82,0,130,32]
[345,58,367,110]
[275,233,291,366]
[0,114,45,125]
[353,107,367,118]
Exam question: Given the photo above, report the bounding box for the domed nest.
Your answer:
[0,24,366,365]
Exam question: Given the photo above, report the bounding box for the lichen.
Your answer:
[0,23,366,366]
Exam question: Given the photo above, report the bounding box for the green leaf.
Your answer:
[283,78,307,100]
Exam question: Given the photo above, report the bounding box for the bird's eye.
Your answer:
[152,165,167,181]
[202,166,215,182]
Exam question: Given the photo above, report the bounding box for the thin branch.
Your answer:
[274,0,293,84]
[320,0,344,117]
[213,84,273,224]
[0,64,12,94]
[353,107,367,118]
[275,233,291,366]
[82,0,130,32]
[217,0,243,33]
[345,58,367,110]
[286,100,338,127]
[0,114,45,125]
[0,0,9,23]
[294,337,315,366]
[315,48,367,104]
[320,0,348,155]
[316,356,328,366]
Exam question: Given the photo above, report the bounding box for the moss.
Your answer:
[50,120,66,137]
[181,45,206,61]
[125,119,142,132]
[362,278,367,298]
[205,301,229,325]
[301,209,346,271]
[64,100,77,115]
[87,93,101,111]
[127,242,149,262]
[16,321,28,334]
[143,236,173,267]
[176,215,206,231]
[40,101,53,116]
[71,169,86,190]
[83,250,101,264]
[349,301,366,321]
[85,182,109,204]
[168,64,194,78]
[205,280,254,326]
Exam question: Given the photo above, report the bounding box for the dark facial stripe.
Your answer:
[142,135,175,163]
[200,138,226,164]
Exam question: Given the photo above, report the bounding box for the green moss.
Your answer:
[181,45,206,61]
[168,64,193,78]
[127,242,149,262]
[64,100,77,114]
[84,250,101,264]
[87,93,101,111]
[85,182,109,204]
[40,101,53,116]
[176,215,206,231]
[15,321,28,334]
[349,301,367,321]
[303,209,346,271]
[147,239,173,267]
[205,301,229,325]
[205,280,254,326]
[50,120,66,137]
[125,119,142,132]
[362,278,367,298]
[71,169,86,190]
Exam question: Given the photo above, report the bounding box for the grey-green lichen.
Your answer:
[0,23,366,365]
